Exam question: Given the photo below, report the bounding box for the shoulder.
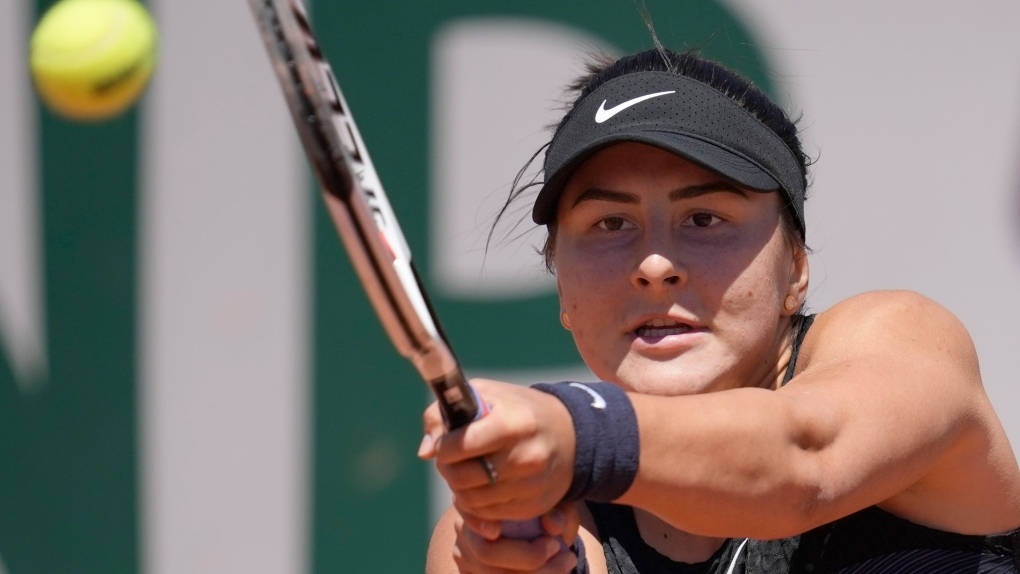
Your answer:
[800,290,979,382]
[788,291,1020,532]
[820,290,966,325]
[817,290,970,336]
[792,290,984,428]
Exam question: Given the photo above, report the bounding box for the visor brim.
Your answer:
[533,131,781,224]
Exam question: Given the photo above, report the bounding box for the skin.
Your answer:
[552,143,803,396]
[421,142,1020,573]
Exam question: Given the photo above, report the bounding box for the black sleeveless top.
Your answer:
[585,315,1020,573]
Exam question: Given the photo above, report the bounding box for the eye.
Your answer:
[595,216,633,232]
[681,212,723,228]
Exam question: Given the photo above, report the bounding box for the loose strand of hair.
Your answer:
[634,0,675,74]
[484,142,550,259]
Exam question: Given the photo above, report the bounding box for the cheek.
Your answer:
[557,286,617,380]
[715,243,790,322]
[558,267,610,326]
[555,256,625,354]
[554,240,623,311]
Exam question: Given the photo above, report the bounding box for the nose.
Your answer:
[631,252,685,289]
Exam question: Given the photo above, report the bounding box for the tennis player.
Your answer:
[421,48,1020,573]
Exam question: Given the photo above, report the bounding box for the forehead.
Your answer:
[558,142,744,205]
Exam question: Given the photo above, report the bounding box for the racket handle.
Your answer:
[431,373,546,539]
[431,371,485,429]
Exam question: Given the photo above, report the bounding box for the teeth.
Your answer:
[646,318,681,327]
[639,327,682,337]
[635,321,691,338]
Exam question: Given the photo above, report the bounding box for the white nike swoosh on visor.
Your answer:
[569,383,606,409]
[594,90,675,123]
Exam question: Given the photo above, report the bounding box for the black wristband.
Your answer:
[532,381,639,502]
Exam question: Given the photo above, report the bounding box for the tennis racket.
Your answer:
[247,0,540,539]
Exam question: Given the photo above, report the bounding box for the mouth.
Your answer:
[629,316,703,339]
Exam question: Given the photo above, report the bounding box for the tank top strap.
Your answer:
[782,314,815,386]
[585,502,743,573]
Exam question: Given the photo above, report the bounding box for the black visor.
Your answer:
[533,71,805,236]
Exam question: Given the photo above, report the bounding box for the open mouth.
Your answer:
[633,318,695,338]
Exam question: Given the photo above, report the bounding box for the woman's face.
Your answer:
[553,142,807,395]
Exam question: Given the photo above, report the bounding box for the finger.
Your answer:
[540,506,566,537]
[460,528,562,572]
[450,538,477,574]
[440,431,555,492]
[541,546,580,574]
[454,489,550,523]
[450,475,527,517]
[452,545,519,574]
[561,504,581,545]
[432,417,511,465]
[419,401,444,459]
[540,502,580,545]
[459,510,502,541]
[433,378,536,464]
[436,455,500,490]
[417,433,436,459]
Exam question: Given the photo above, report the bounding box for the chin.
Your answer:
[609,358,723,396]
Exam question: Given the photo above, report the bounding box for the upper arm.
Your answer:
[615,291,1017,537]
[576,503,610,574]
[784,290,996,526]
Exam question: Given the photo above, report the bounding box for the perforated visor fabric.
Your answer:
[533,71,805,232]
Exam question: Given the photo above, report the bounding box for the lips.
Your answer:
[634,318,693,338]
[628,315,704,338]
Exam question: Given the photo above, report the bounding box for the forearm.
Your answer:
[616,387,826,539]
[426,506,461,574]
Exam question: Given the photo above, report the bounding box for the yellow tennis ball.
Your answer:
[30,0,157,121]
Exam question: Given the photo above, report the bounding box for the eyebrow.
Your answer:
[570,181,749,208]
[670,181,749,201]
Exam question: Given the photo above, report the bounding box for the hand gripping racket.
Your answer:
[247,0,541,539]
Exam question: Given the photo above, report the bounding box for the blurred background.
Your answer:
[1,1,1018,572]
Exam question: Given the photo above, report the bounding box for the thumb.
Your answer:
[418,400,444,459]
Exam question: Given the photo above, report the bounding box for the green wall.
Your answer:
[0,1,772,572]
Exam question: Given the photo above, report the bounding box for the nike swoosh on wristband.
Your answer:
[569,383,606,409]
[594,90,675,123]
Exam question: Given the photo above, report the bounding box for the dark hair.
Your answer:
[491,48,812,272]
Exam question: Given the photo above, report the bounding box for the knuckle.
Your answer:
[517,444,548,473]
[524,554,550,571]
[435,461,457,484]
[441,464,466,487]
[451,552,472,574]
[452,490,478,513]
[550,549,579,574]
[506,448,548,485]
[507,409,539,439]
[452,541,471,568]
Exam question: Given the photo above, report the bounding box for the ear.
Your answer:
[555,275,566,323]
[783,245,810,316]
